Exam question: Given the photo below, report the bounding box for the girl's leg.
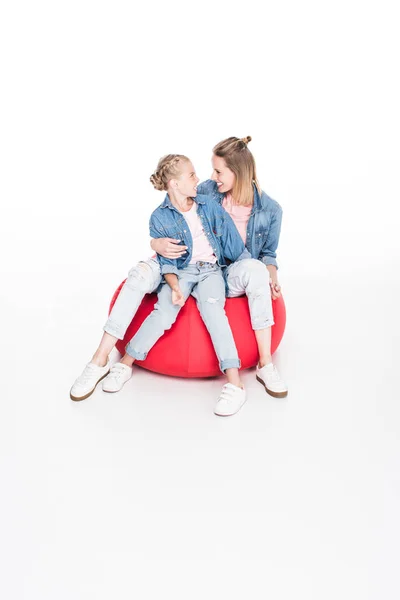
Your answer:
[192,267,246,416]
[102,278,195,393]
[192,268,241,379]
[121,272,195,364]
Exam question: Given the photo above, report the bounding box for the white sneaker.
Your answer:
[256,362,288,398]
[102,362,132,393]
[70,360,110,401]
[214,383,247,417]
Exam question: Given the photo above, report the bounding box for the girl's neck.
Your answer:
[169,190,194,213]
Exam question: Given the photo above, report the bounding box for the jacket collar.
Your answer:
[214,182,262,214]
[160,194,206,209]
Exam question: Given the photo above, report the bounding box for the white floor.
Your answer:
[1,257,399,600]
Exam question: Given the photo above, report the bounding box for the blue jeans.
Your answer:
[224,259,274,329]
[104,258,162,339]
[125,262,241,373]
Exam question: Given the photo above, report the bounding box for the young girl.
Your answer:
[152,137,288,398]
[71,154,250,416]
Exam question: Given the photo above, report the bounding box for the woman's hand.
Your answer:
[269,278,282,300]
[172,287,185,307]
[266,265,281,300]
[151,238,188,259]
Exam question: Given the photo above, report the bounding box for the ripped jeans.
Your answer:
[103,258,162,340]
[225,259,274,329]
[125,262,240,373]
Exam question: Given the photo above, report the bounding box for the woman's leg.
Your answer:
[70,258,161,401]
[225,258,287,397]
[92,258,161,366]
[225,258,273,367]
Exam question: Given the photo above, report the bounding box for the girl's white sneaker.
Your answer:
[102,362,133,393]
[214,383,247,417]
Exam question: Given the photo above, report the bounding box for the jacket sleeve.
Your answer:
[259,205,282,269]
[215,203,251,262]
[149,214,179,276]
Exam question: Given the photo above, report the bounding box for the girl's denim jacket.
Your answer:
[149,193,250,277]
[197,180,282,269]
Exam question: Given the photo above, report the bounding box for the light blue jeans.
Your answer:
[104,258,162,340]
[125,262,241,373]
[103,256,272,364]
[224,258,274,329]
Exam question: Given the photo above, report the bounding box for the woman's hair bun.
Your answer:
[241,136,252,145]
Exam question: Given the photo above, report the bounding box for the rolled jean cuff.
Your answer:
[252,318,275,331]
[124,344,147,360]
[220,358,241,373]
[103,319,126,340]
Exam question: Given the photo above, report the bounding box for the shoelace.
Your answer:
[79,363,102,385]
[262,364,281,383]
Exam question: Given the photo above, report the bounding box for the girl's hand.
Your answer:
[151,238,188,259]
[269,279,282,300]
[172,287,185,307]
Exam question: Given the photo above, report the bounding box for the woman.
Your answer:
[152,137,287,398]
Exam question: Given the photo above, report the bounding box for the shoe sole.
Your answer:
[256,375,288,398]
[214,397,247,417]
[70,371,110,401]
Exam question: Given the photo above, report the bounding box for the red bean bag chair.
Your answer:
[109,281,286,378]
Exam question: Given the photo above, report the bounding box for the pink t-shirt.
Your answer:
[182,202,217,264]
[222,193,252,244]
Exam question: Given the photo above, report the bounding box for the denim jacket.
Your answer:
[197,180,283,269]
[149,193,251,277]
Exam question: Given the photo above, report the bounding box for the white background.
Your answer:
[1,1,399,599]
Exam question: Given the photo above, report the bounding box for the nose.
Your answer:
[211,170,217,181]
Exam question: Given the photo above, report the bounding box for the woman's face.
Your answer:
[173,160,199,197]
[211,155,235,194]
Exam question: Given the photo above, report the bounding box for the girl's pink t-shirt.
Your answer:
[222,193,252,244]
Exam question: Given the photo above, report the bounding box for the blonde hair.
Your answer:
[150,154,190,191]
[213,136,261,206]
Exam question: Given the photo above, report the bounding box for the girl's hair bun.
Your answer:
[241,136,252,145]
[149,172,165,191]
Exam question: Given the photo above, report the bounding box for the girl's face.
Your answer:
[172,160,199,197]
[211,155,236,194]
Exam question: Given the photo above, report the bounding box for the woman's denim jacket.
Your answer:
[197,180,282,269]
[149,193,250,277]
